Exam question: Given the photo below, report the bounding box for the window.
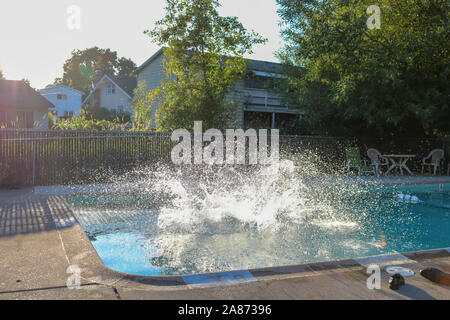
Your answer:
[244,75,273,90]
[57,94,67,100]
[105,83,115,95]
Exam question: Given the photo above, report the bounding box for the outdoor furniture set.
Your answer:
[344,147,447,177]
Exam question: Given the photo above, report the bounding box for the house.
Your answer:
[39,84,83,118]
[134,48,302,129]
[83,74,137,114]
[0,80,52,129]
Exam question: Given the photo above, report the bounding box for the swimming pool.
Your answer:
[66,179,450,277]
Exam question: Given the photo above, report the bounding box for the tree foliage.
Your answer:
[82,107,131,123]
[21,78,31,87]
[144,0,266,131]
[0,68,4,79]
[132,81,154,130]
[54,47,137,96]
[53,114,127,131]
[277,0,449,137]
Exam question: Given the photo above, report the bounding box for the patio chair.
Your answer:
[367,148,389,176]
[344,147,376,176]
[421,149,444,176]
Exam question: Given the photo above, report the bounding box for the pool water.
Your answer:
[67,183,450,276]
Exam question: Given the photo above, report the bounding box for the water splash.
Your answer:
[68,158,397,275]
[138,160,354,235]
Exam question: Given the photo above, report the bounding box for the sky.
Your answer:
[0,0,284,89]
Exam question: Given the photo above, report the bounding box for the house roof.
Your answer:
[134,48,165,75]
[244,58,283,73]
[113,76,137,97]
[134,47,284,76]
[0,80,54,110]
[40,84,84,95]
[82,74,137,104]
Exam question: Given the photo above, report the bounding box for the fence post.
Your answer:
[32,140,36,186]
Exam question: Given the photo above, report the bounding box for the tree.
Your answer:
[117,57,138,77]
[55,47,137,96]
[21,78,31,87]
[0,68,4,79]
[144,0,266,131]
[277,0,449,137]
[132,81,153,130]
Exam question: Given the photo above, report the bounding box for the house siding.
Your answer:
[0,80,51,129]
[137,54,166,127]
[0,110,48,129]
[135,50,300,129]
[97,81,133,114]
[40,86,83,118]
[137,53,166,91]
[84,76,136,116]
[225,80,246,128]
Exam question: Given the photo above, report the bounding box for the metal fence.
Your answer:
[0,129,448,188]
[0,129,174,187]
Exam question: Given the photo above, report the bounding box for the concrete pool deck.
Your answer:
[1,176,450,300]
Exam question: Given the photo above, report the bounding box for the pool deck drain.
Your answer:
[1,178,450,300]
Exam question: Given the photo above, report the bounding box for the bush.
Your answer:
[54,115,127,131]
[83,106,131,123]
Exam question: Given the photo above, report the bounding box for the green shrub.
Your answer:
[83,106,131,123]
[54,115,126,131]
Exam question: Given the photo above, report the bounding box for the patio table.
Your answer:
[383,154,416,176]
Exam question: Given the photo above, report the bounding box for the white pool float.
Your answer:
[385,266,415,277]
[410,196,420,204]
[395,194,422,204]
